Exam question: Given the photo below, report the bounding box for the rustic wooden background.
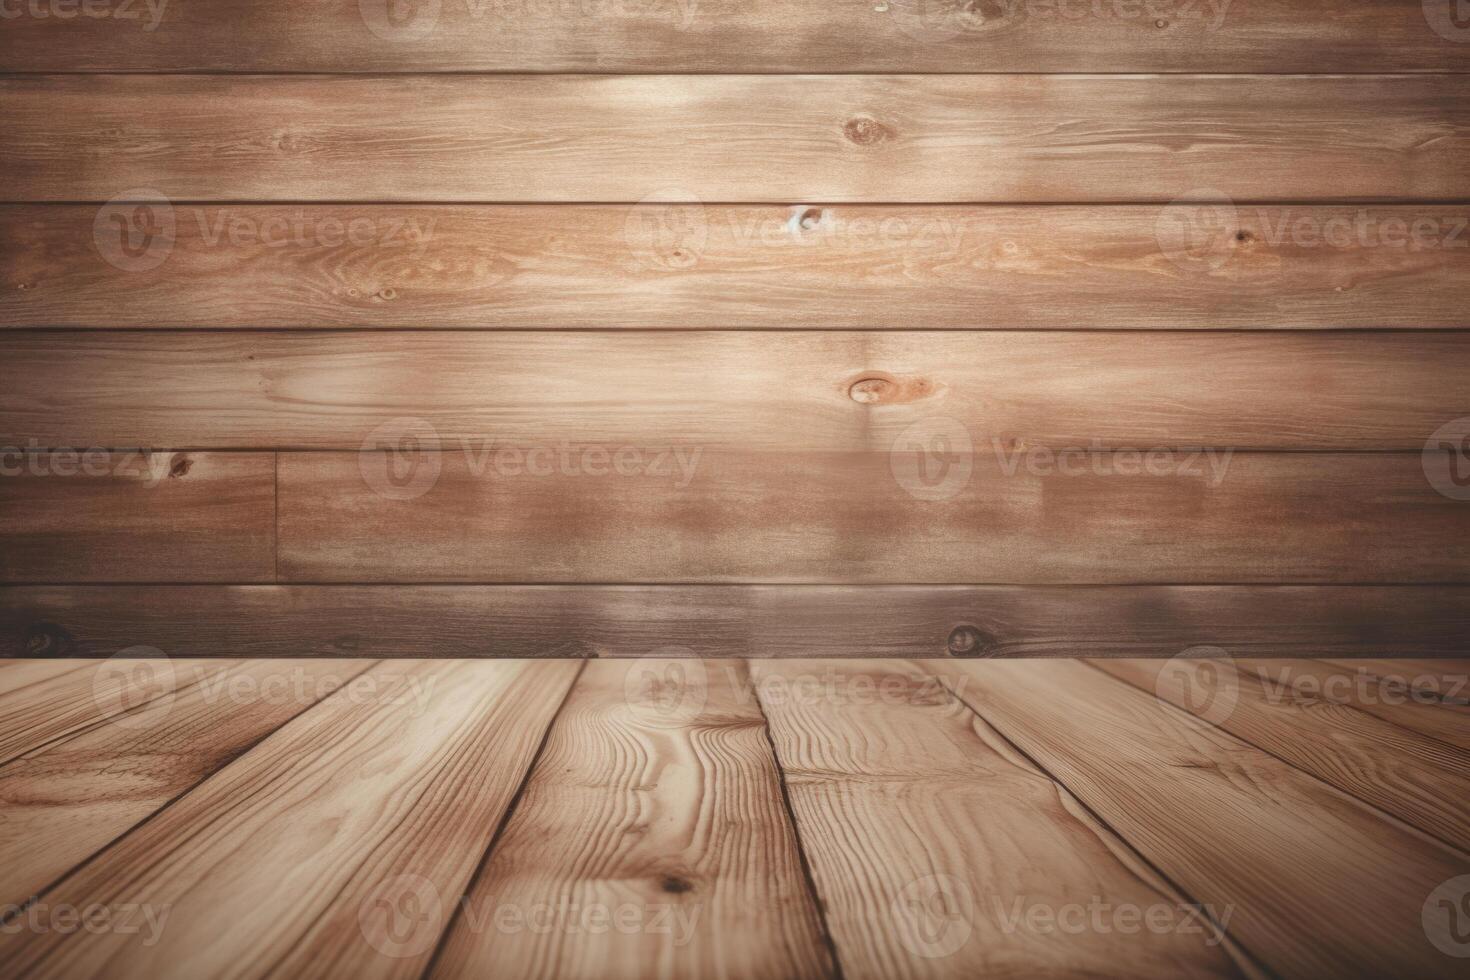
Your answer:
[2,0,1468,657]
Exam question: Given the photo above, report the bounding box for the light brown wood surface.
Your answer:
[3,0,1466,73]
[0,452,276,583]
[945,659,1470,978]
[4,585,1467,658]
[0,659,371,908]
[0,660,579,980]
[4,331,1465,451]
[753,659,1250,978]
[278,450,1469,583]
[7,204,1470,329]
[431,659,835,979]
[5,75,1466,203]
[1096,657,1470,852]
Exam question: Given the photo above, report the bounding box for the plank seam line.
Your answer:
[746,660,848,980]
[936,667,1280,980]
[1088,659,1470,862]
[0,658,382,929]
[273,452,281,585]
[6,580,1470,588]
[6,71,1470,78]
[417,658,588,980]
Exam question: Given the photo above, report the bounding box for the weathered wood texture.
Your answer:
[4,585,1468,658]
[947,659,1470,978]
[7,204,1470,329]
[431,659,834,979]
[0,660,579,980]
[4,331,1465,451]
[0,659,371,908]
[4,75,1465,202]
[3,0,1465,73]
[278,451,1469,584]
[753,659,1250,978]
[0,452,276,583]
[1096,658,1470,853]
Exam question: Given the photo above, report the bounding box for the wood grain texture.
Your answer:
[7,203,1470,329]
[0,660,579,980]
[946,659,1470,979]
[431,659,834,980]
[2,0,1466,73]
[1096,658,1470,852]
[5,331,1466,451]
[278,450,1470,584]
[1236,659,1470,753]
[0,452,276,583]
[5,585,1469,659]
[3,75,1465,203]
[0,659,371,908]
[752,659,1250,978]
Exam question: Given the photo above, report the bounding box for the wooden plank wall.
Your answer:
[2,0,1469,657]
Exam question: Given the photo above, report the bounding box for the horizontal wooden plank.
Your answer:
[277,451,1470,583]
[4,585,1469,658]
[7,203,1470,329]
[947,659,1470,978]
[3,0,1466,73]
[3,75,1465,202]
[0,659,370,907]
[3,331,1465,451]
[0,452,276,583]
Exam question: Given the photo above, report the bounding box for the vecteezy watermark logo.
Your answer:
[994,896,1233,945]
[0,0,171,31]
[1423,875,1470,957]
[359,0,441,41]
[1155,188,1238,274]
[1424,0,1470,41]
[0,900,172,946]
[623,653,708,728]
[93,190,175,273]
[882,0,1234,44]
[359,417,443,502]
[890,417,974,502]
[625,189,707,270]
[1155,645,1237,725]
[91,647,175,731]
[358,873,444,959]
[892,873,974,959]
[1424,418,1470,501]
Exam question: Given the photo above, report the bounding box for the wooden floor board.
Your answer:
[3,0,1465,73]
[4,75,1465,202]
[278,451,1469,584]
[752,659,1251,978]
[430,659,834,980]
[5,331,1466,452]
[944,659,1470,978]
[5,585,1468,659]
[8,204,1470,330]
[0,659,372,909]
[0,660,579,980]
[1095,658,1470,853]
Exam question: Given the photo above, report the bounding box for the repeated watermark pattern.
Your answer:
[1156,190,1469,275]
[358,874,701,959]
[358,418,702,501]
[889,417,1235,502]
[1424,418,1470,501]
[1424,875,1470,958]
[1424,0,1470,42]
[994,895,1234,946]
[1154,646,1238,725]
[0,444,186,484]
[880,0,1234,44]
[359,0,699,43]
[91,192,437,273]
[0,0,169,31]
[0,900,171,946]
